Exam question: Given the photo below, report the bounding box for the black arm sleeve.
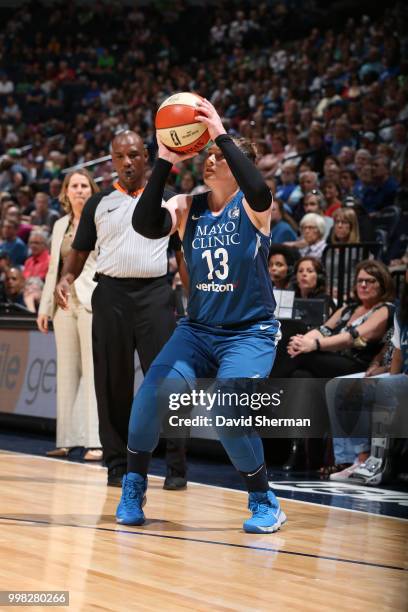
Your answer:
[72,191,103,251]
[169,231,182,252]
[215,134,272,212]
[132,158,174,239]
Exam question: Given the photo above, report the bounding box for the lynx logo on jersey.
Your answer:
[228,206,240,219]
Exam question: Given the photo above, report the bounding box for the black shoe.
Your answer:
[163,471,187,490]
[107,465,126,487]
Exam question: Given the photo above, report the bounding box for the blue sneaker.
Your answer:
[243,490,287,534]
[116,473,147,525]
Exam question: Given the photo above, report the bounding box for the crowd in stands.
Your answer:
[0,0,407,479]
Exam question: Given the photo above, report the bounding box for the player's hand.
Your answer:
[195,98,227,141]
[287,334,316,357]
[55,277,71,310]
[36,314,49,333]
[157,137,198,165]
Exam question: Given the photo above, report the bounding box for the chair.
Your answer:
[391,269,406,300]
[371,206,401,238]
[374,228,388,261]
[323,242,379,307]
[387,208,408,261]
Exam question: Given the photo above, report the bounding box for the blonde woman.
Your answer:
[325,207,362,296]
[37,169,101,460]
[331,207,360,244]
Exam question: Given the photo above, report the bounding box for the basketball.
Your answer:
[155,92,210,154]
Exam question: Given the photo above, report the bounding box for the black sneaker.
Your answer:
[163,471,187,490]
[107,465,127,487]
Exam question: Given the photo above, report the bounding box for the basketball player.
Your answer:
[116,99,286,533]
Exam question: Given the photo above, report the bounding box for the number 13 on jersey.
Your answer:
[202,248,229,280]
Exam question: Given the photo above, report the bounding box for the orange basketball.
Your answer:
[155,92,210,154]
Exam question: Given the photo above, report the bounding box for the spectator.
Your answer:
[257,135,286,179]
[3,204,32,243]
[351,272,408,484]
[0,250,11,282]
[339,169,356,198]
[30,192,60,233]
[292,257,335,315]
[323,157,341,184]
[0,155,14,191]
[353,163,374,205]
[286,213,327,260]
[287,260,395,376]
[4,96,20,120]
[49,178,63,212]
[0,73,14,95]
[330,119,356,156]
[338,146,355,171]
[268,245,299,290]
[4,266,25,305]
[23,230,50,280]
[354,149,372,175]
[288,171,320,221]
[322,180,342,217]
[329,208,360,244]
[360,132,378,156]
[303,190,333,239]
[179,171,197,194]
[23,276,44,313]
[0,219,27,266]
[343,195,376,243]
[379,101,400,142]
[307,127,329,174]
[363,155,399,212]
[391,123,408,178]
[16,186,34,216]
[275,162,298,204]
[270,199,298,243]
[0,250,11,301]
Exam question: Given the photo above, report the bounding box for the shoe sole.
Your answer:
[163,483,187,490]
[243,511,287,534]
[116,516,146,526]
[351,473,383,486]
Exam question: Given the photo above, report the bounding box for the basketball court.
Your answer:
[1,451,407,611]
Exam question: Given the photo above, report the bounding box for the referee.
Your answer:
[55,130,187,488]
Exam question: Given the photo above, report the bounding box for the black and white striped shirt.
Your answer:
[72,184,173,278]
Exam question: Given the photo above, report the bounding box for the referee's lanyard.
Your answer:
[113,182,145,198]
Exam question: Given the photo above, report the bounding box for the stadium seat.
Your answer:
[374,228,388,261]
[371,206,401,239]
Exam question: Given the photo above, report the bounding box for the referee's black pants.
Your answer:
[91,274,187,475]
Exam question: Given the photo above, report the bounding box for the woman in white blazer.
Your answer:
[37,169,102,460]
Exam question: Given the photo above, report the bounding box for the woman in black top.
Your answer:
[287,260,395,377]
[292,256,336,315]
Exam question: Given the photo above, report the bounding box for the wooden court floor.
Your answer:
[0,451,407,611]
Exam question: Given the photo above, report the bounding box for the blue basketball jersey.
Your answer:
[182,190,276,326]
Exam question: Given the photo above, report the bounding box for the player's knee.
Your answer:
[132,364,189,419]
